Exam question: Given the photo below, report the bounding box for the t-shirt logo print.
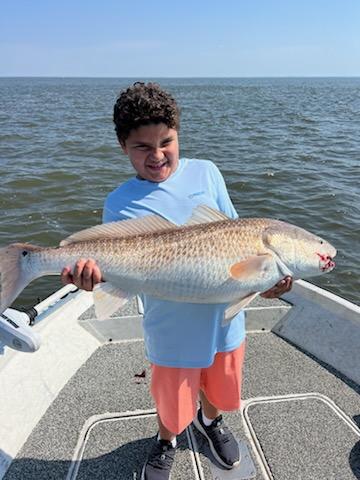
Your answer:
[188,191,205,199]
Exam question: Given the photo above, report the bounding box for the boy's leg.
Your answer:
[193,390,240,470]
[199,389,220,419]
[150,363,201,435]
[193,341,246,469]
[200,341,245,412]
[142,364,201,480]
[157,413,176,443]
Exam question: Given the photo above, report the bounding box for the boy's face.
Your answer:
[121,123,179,183]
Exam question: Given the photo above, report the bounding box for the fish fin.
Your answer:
[230,254,275,281]
[222,292,259,326]
[185,205,230,226]
[60,215,177,246]
[0,243,42,314]
[93,282,134,321]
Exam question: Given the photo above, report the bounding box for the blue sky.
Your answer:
[1,0,359,77]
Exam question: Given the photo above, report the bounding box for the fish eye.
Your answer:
[319,240,324,244]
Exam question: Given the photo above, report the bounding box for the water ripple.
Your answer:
[0,77,359,307]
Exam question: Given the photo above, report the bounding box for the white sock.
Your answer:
[202,410,215,426]
[157,433,177,448]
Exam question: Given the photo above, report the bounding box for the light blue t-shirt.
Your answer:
[103,158,245,368]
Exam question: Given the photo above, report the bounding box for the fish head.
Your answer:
[264,221,337,278]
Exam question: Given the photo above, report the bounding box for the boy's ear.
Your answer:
[120,140,127,154]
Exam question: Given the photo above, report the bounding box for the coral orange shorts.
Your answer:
[150,341,246,434]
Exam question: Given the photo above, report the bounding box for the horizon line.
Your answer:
[1,75,360,79]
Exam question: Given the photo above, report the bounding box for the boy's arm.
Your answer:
[60,198,121,291]
[61,259,102,291]
[260,276,293,298]
[102,204,124,223]
[209,162,238,219]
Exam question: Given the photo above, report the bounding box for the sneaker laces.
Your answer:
[206,415,233,447]
[147,440,175,470]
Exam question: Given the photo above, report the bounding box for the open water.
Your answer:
[0,77,359,308]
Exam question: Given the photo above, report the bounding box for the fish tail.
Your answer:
[0,243,44,313]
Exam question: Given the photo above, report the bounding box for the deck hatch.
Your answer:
[243,393,360,480]
[67,411,201,480]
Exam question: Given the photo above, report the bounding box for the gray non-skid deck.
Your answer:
[4,309,360,480]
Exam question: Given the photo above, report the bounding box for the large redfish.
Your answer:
[0,206,336,323]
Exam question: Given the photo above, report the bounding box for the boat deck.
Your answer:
[3,295,360,480]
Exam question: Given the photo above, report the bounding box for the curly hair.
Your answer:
[113,82,180,144]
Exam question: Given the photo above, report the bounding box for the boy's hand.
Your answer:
[61,259,102,291]
[260,276,293,299]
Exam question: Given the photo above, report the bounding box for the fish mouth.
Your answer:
[317,253,336,272]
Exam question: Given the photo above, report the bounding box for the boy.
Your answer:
[61,82,292,479]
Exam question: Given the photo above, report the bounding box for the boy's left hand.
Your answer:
[260,276,293,299]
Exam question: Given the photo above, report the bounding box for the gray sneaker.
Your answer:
[193,408,240,469]
[141,436,176,480]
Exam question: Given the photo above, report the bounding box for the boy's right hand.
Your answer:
[61,259,102,291]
